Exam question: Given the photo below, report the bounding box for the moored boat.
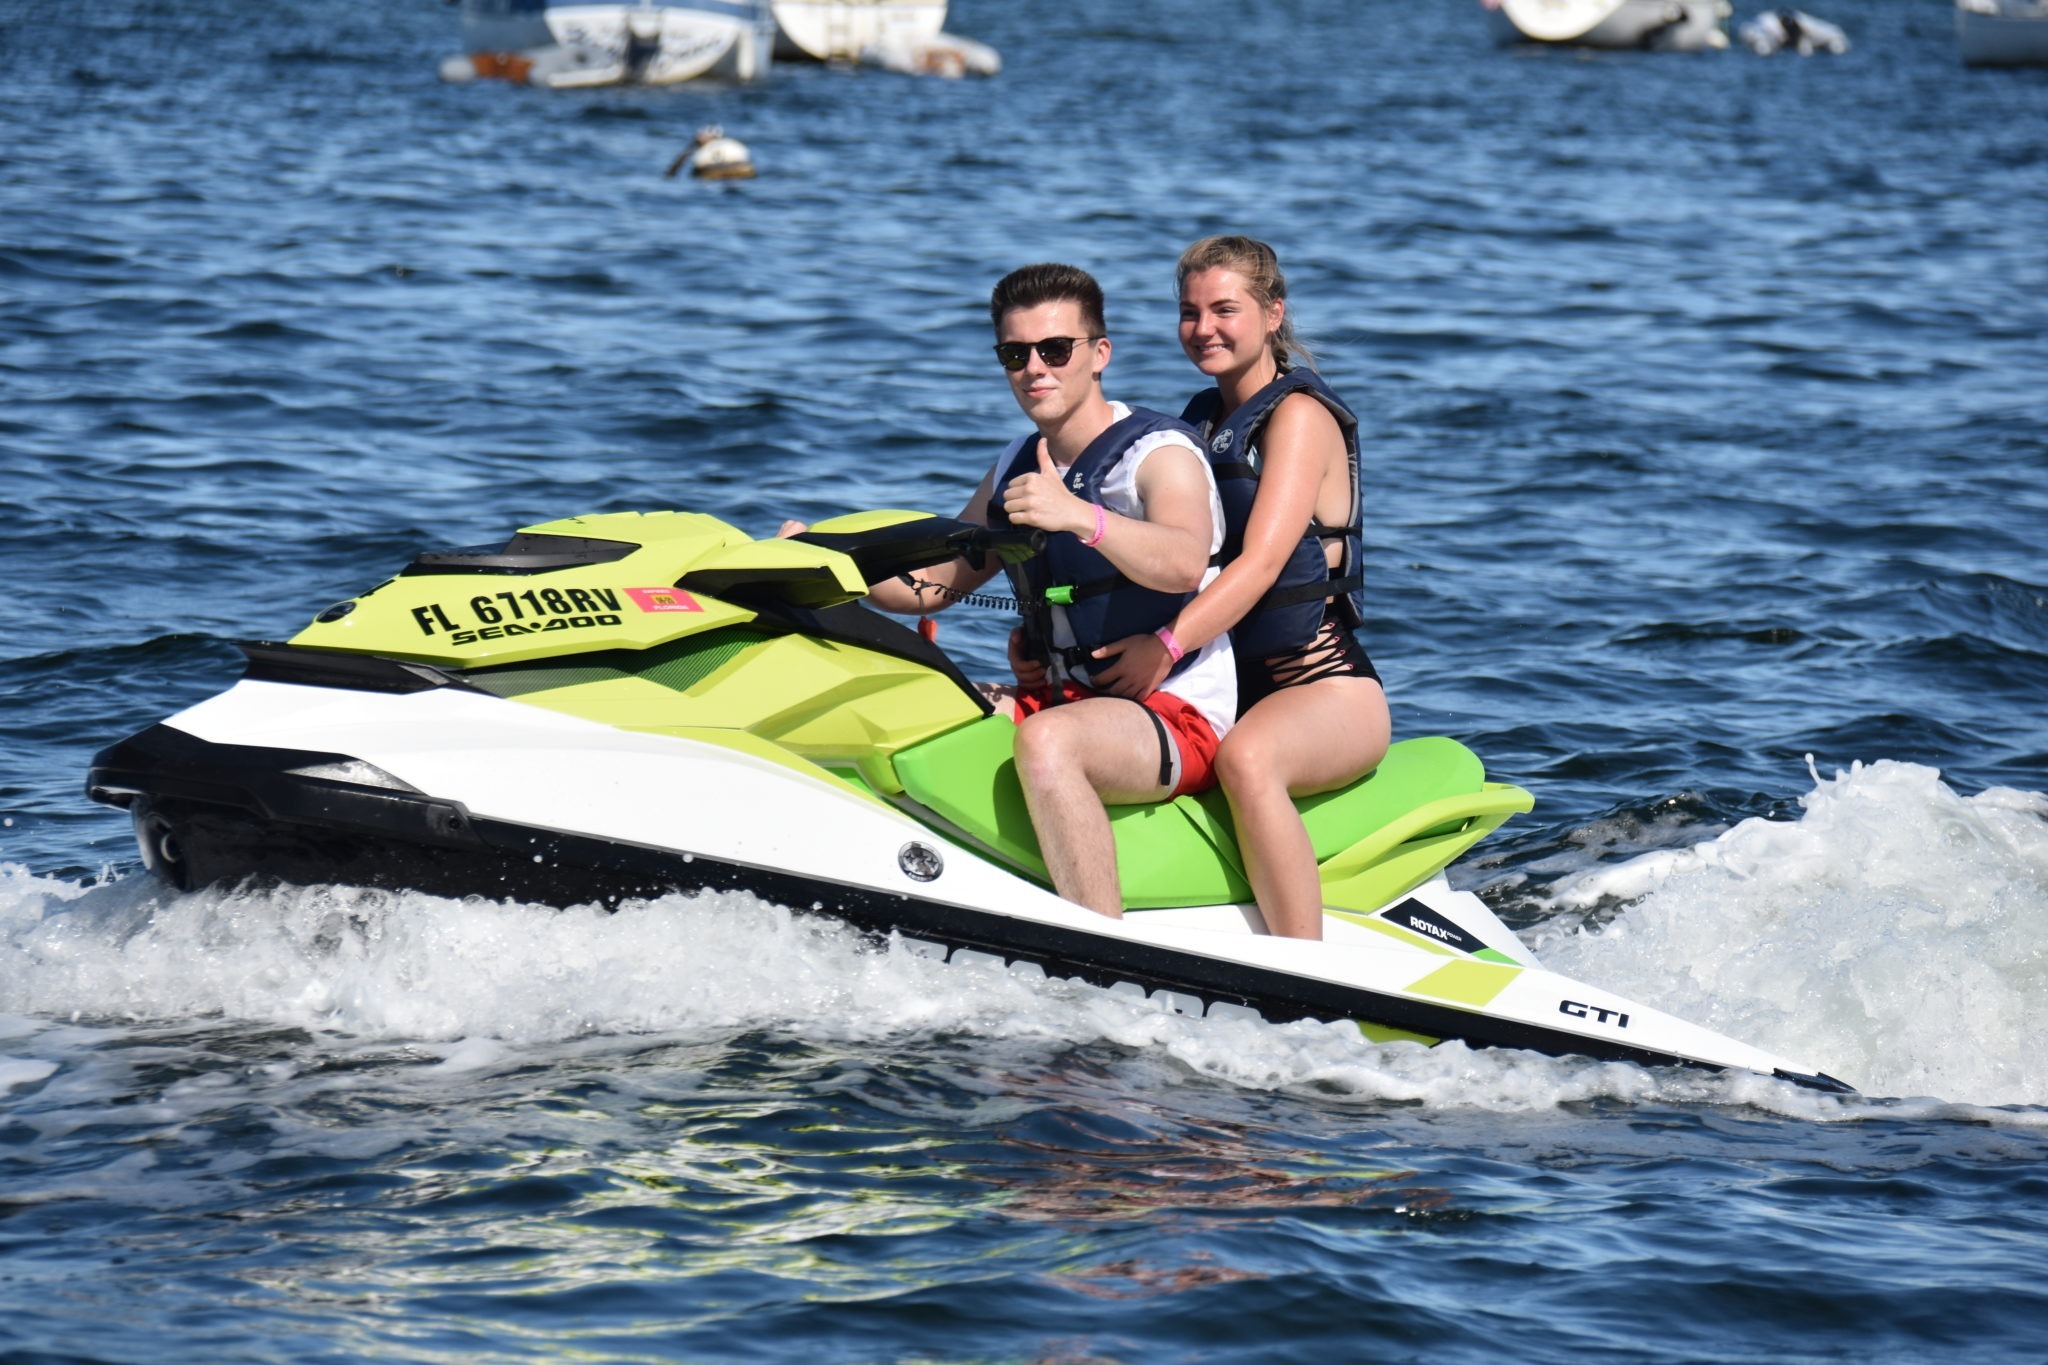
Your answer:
[1957,0,2048,66]
[769,0,946,63]
[1483,0,1732,51]
[443,0,774,87]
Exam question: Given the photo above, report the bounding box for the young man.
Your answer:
[833,263,1236,917]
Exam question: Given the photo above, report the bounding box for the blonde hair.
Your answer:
[1175,235,1315,370]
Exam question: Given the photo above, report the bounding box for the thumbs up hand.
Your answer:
[1001,441,1092,537]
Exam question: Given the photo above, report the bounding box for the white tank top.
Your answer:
[988,403,1236,739]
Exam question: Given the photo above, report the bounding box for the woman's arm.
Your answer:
[1175,393,1344,645]
[1088,394,1344,696]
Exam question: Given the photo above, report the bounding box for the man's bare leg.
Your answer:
[1011,697,1175,916]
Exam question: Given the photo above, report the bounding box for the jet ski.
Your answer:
[86,509,1852,1093]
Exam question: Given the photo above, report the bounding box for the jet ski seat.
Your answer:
[891,718,1532,912]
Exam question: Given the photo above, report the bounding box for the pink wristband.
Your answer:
[1081,503,1107,547]
[1155,626,1185,662]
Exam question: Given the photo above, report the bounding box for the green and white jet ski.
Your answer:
[87,509,1851,1092]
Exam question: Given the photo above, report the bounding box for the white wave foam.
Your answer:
[4,761,2045,1124]
[0,867,1018,1044]
[1532,759,2048,1108]
[0,864,1678,1117]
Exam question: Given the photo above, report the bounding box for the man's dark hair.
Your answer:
[989,263,1107,337]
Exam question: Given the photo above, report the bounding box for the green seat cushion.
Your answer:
[892,720,1491,910]
[1297,735,1485,859]
[891,716,1250,908]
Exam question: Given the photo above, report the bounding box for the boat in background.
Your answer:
[442,0,774,87]
[765,0,996,77]
[1483,0,1731,51]
[769,0,942,63]
[1957,0,2048,66]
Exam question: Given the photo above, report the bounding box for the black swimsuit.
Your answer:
[1237,607,1381,712]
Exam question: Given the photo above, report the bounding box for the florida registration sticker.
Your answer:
[625,587,704,613]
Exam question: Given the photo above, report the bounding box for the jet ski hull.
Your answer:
[89,680,1851,1093]
[84,509,1851,1094]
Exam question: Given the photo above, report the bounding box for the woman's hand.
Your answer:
[776,520,809,538]
[1086,631,1172,699]
[1007,626,1047,690]
[999,445,1090,537]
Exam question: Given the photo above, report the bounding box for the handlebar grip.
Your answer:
[958,527,1045,566]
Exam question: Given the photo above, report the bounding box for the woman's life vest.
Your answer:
[1179,367,1364,661]
[985,407,1207,689]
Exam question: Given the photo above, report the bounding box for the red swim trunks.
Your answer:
[1010,681,1221,798]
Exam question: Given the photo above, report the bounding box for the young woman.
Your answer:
[1084,237,1390,939]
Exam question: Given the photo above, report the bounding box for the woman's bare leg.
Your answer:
[1214,677,1391,940]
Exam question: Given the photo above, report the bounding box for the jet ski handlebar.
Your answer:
[789,518,1043,587]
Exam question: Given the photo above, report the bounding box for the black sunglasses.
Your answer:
[993,335,1102,372]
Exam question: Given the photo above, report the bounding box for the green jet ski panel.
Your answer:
[287,511,870,669]
[891,720,1534,912]
[464,625,983,793]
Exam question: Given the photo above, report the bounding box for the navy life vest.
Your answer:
[1180,367,1364,661]
[986,407,1204,688]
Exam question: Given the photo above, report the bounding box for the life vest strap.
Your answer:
[1056,570,1129,604]
[1255,571,1364,614]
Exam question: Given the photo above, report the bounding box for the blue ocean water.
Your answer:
[3,0,2047,1358]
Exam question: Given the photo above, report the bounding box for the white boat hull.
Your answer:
[449,2,773,86]
[543,4,772,85]
[1490,0,1730,51]
[1958,1,2048,65]
[770,0,946,62]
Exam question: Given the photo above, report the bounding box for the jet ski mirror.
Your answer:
[958,525,1046,567]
